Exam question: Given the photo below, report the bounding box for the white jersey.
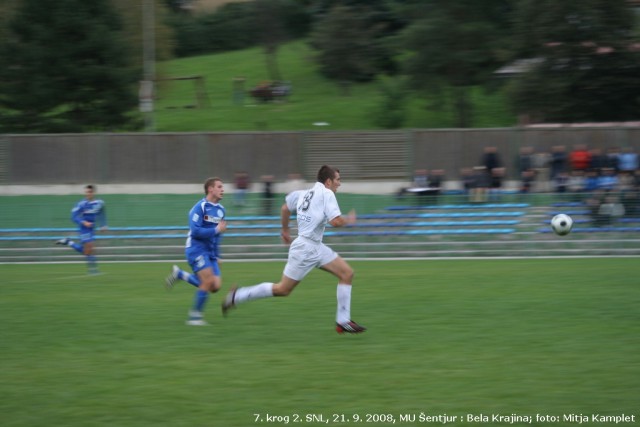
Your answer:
[286,182,341,243]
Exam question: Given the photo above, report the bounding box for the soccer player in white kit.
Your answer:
[222,165,366,333]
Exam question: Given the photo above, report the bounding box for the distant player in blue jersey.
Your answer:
[55,184,107,274]
[165,177,227,326]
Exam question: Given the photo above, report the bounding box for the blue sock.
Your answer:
[192,289,209,313]
[178,270,201,288]
[70,242,83,253]
[87,255,98,272]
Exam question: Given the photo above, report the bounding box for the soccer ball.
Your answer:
[551,213,573,236]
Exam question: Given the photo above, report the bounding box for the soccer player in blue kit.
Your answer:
[165,177,227,326]
[56,184,107,274]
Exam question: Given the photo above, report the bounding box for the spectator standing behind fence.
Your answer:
[410,168,429,188]
[532,148,551,192]
[597,168,619,192]
[570,144,591,172]
[396,168,429,199]
[606,146,621,172]
[586,191,605,226]
[621,189,640,217]
[516,146,534,177]
[481,146,503,199]
[428,169,444,203]
[550,145,568,181]
[482,146,502,173]
[598,194,625,226]
[460,168,475,196]
[516,146,536,194]
[262,175,275,215]
[618,147,638,174]
[489,167,505,201]
[520,169,536,195]
[470,166,489,203]
[56,184,107,275]
[589,148,607,174]
[584,170,600,193]
[234,171,250,207]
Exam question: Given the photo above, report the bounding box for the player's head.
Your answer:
[204,177,224,201]
[84,184,95,200]
[317,165,341,193]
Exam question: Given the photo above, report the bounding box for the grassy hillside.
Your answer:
[153,40,516,132]
[191,0,252,13]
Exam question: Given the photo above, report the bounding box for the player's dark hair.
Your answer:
[317,165,339,183]
[204,177,222,194]
[85,184,95,191]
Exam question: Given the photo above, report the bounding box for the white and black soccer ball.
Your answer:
[551,213,573,236]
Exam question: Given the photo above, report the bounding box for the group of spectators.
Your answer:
[516,144,640,224]
[460,146,508,202]
[517,144,640,194]
[403,143,640,225]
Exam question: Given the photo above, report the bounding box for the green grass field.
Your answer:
[153,40,516,132]
[1,259,638,426]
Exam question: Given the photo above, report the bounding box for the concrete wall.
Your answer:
[2,127,639,186]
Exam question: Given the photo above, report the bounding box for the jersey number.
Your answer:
[195,255,205,268]
[300,191,314,212]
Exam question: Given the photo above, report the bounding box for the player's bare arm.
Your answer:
[280,203,292,244]
[329,209,356,227]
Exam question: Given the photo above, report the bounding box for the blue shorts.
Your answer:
[79,227,95,244]
[186,250,221,276]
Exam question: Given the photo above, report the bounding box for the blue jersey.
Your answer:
[71,198,107,231]
[185,198,225,259]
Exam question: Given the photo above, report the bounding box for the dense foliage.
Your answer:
[0,0,139,132]
[0,0,638,132]
[508,0,640,123]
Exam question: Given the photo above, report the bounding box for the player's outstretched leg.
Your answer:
[55,238,84,253]
[221,281,278,317]
[221,284,238,317]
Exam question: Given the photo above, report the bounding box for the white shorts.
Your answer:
[283,237,338,281]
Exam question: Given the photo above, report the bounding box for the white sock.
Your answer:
[336,284,352,324]
[234,282,274,304]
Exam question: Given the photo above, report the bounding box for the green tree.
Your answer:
[371,75,408,129]
[401,0,512,127]
[253,0,310,82]
[112,0,174,67]
[310,4,389,94]
[509,0,640,123]
[0,0,139,133]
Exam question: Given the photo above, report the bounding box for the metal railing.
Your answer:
[2,192,639,263]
